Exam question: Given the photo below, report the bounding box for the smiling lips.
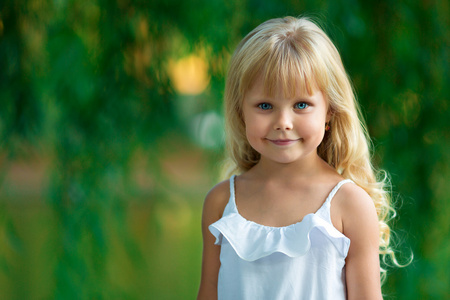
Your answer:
[266,138,300,146]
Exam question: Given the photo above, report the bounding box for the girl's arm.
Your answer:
[339,184,383,300]
[197,181,229,300]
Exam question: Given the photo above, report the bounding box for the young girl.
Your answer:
[198,16,396,300]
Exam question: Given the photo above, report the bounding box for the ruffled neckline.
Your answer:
[208,176,352,261]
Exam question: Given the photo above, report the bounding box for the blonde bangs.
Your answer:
[240,31,328,100]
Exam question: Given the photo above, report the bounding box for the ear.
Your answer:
[326,109,332,123]
[323,93,333,123]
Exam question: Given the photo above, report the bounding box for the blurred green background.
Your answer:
[0,0,449,299]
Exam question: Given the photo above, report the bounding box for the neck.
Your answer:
[249,153,332,182]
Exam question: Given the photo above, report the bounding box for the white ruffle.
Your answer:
[209,210,350,262]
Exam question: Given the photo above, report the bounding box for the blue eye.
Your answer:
[258,103,272,110]
[295,102,308,109]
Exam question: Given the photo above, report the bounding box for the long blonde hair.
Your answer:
[223,16,401,281]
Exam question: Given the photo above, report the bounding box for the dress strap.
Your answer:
[229,175,236,203]
[325,179,354,205]
[316,179,354,223]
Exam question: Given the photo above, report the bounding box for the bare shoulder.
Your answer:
[198,180,231,300]
[334,182,375,212]
[334,182,382,299]
[333,181,378,239]
[202,179,231,225]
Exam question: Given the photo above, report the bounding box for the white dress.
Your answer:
[209,175,353,300]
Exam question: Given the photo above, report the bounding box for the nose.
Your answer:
[274,110,293,131]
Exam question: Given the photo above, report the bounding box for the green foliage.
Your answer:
[0,0,449,299]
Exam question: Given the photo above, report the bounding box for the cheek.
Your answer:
[298,116,324,130]
[244,114,265,134]
[245,122,261,140]
[296,117,326,139]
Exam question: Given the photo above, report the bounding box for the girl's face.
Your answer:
[242,76,330,166]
